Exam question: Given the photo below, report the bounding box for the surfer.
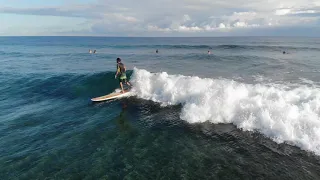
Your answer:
[115,58,132,93]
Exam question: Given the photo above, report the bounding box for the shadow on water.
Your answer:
[115,101,133,133]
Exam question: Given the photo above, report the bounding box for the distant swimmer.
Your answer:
[283,51,286,54]
[208,50,211,54]
[93,50,96,54]
[89,49,92,54]
[115,58,132,93]
[156,49,158,53]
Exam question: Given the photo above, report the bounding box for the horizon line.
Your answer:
[0,35,319,38]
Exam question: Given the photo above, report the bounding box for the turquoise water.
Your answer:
[1,37,320,179]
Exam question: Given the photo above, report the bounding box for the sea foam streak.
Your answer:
[130,68,320,155]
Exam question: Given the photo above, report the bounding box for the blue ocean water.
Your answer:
[1,36,320,179]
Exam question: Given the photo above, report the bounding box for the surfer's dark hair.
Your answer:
[116,58,121,62]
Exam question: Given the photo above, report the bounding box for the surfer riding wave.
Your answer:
[115,57,132,93]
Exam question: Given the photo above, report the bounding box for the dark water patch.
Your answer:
[0,71,133,101]
[188,122,320,180]
[107,44,320,52]
[206,44,320,52]
[290,61,315,69]
[1,97,320,179]
[0,51,94,59]
[160,44,212,49]
[160,54,278,63]
[1,37,319,52]
[1,98,120,161]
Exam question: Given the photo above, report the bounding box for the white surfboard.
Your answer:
[91,89,132,102]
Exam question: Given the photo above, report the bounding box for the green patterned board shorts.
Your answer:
[118,73,127,83]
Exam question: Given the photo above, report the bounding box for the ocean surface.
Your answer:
[1,36,320,179]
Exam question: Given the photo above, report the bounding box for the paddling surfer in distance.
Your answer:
[115,58,132,93]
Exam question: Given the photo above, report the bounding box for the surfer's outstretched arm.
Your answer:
[115,65,119,78]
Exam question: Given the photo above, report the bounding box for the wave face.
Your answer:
[130,68,320,155]
[1,71,133,101]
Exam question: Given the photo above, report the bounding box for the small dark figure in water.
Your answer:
[93,50,96,54]
[208,50,211,54]
[156,49,158,53]
[283,51,286,54]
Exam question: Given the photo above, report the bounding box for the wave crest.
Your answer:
[130,68,320,155]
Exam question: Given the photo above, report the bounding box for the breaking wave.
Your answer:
[130,68,320,155]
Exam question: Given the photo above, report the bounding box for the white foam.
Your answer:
[299,77,317,86]
[130,68,320,155]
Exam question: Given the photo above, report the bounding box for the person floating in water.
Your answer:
[93,50,96,54]
[283,51,286,54]
[115,58,132,93]
[89,49,92,54]
[208,50,211,54]
[156,49,158,53]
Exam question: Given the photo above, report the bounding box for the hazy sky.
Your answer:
[0,0,319,36]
